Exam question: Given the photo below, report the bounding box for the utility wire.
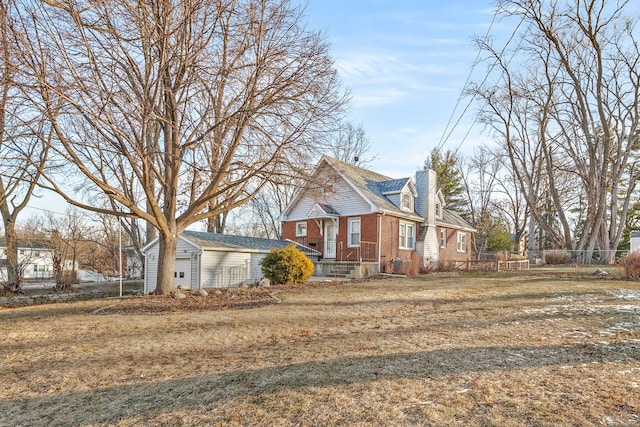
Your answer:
[436,7,498,151]
[437,5,528,154]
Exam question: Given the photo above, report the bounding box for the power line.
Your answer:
[436,6,498,151]
[437,6,528,154]
[24,205,67,216]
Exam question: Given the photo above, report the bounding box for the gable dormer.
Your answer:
[400,187,415,212]
[379,178,417,213]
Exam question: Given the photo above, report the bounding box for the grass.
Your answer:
[1,267,639,426]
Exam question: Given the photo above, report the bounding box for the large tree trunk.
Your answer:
[2,216,19,290]
[155,230,178,295]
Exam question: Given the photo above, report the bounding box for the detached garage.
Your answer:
[142,230,318,294]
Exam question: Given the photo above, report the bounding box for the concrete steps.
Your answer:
[327,263,358,278]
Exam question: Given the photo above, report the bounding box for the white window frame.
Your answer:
[440,229,447,248]
[457,232,467,253]
[401,192,413,211]
[348,218,361,247]
[399,221,416,250]
[295,221,307,237]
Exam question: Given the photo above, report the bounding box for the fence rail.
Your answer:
[212,263,248,288]
[292,237,377,263]
[497,260,530,271]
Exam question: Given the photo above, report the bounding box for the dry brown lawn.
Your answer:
[1,268,639,426]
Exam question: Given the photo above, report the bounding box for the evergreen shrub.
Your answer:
[261,244,314,284]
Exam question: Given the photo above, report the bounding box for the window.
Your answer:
[179,272,185,278]
[399,221,415,250]
[457,232,467,252]
[401,192,412,211]
[435,202,442,219]
[34,250,40,257]
[33,264,38,272]
[348,218,361,247]
[295,222,307,237]
[440,229,447,248]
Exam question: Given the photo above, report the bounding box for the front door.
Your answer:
[324,221,336,259]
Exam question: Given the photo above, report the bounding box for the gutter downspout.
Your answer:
[197,249,203,289]
[378,212,384,271]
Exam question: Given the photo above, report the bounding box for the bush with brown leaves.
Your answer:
[619,252,640,280]
[544,250,571,265]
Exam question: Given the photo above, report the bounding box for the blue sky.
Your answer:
[299,0,501,177]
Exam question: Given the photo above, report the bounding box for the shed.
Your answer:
[630,230,640,253]
[142,231,318,294]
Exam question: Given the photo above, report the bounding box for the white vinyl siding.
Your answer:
[143,237,199,293]
[0,247,54,280]
[416,225,439,267]
[399,221,416,250]
[285,164,371,220]
[250,253,268,281]
[386,193,400,207]
[348,218,361,247]
[457,232,467,253]
[200,251,251,288]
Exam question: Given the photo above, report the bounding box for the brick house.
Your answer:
[280,156,475,277]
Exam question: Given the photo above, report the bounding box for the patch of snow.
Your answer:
[607,290,640,300]
[619,367,640,375]
[603,322,640,335]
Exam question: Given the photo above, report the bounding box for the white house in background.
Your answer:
[0,240,55,280]
[630,231,640,253]
[142,230,319,294]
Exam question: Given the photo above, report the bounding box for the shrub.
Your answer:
[487,231,513,253]
[437,261,457,272]
[544,250,571,265]
[619,252,640,280]
[261,244,314,284]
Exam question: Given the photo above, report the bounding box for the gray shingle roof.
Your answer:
[183,230,290,251]
[318,203,340,215]
[182,231,320,256]
[438,209,475,231]
[376,178,410,194]
[324,156,422,220]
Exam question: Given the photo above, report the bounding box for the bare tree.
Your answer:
[0,0,48,292]
[328,122,375,166]
[474,0,640,263]
[459,147,502,257]
[18,0,346,294]
[45,208,92,288]
[491,153,530,255]
[231,120,375,238]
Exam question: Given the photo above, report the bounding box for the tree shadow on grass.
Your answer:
[2,341,638,425]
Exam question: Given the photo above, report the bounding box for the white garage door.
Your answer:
[174,258,191,288]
